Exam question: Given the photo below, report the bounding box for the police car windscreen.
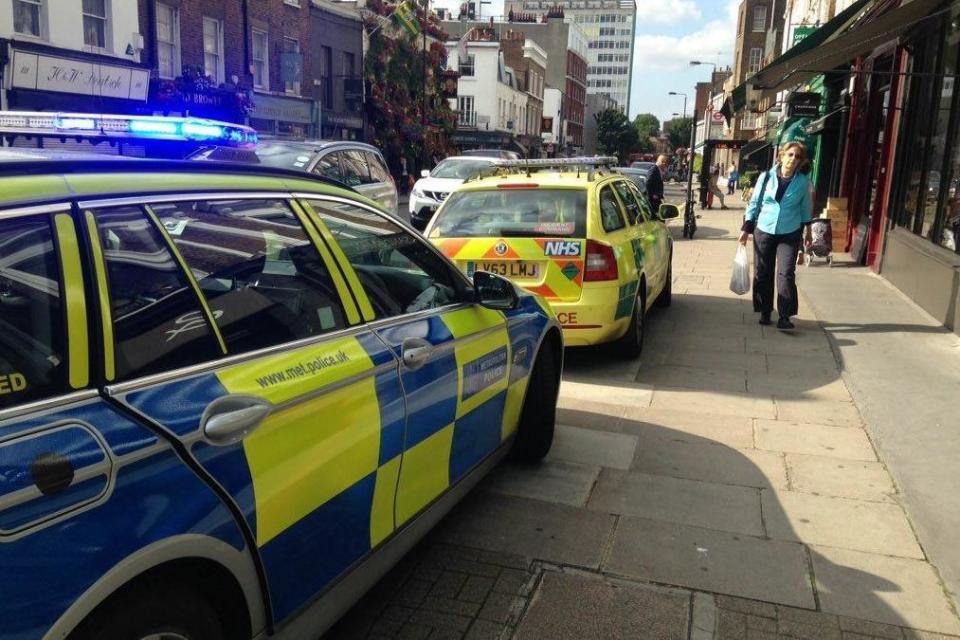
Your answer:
[434,189,586,238]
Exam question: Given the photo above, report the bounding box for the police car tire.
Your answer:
[617,291,645,359]
[511,345,558,462]
[72,579,224,640]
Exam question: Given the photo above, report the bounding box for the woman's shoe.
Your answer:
[759,313,772,326]
[777,317,795,330]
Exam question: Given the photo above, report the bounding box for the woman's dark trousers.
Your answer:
[753,228,802,318]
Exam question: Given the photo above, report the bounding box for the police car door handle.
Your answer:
[402,337,433,371]
[201,395,273,446]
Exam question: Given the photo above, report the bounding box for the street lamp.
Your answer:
[687,60,720,225]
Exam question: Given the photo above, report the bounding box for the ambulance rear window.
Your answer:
[433,189,586,238]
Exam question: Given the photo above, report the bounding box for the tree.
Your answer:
[595,108,639,160]
[665,117,693,150]
[632,113,660,152]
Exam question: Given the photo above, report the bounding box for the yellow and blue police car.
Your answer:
[425,157,677,356]
[0,113,562,640]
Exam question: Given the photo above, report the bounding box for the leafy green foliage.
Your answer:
[632,113,660,151]
[595,108,639,161]
[665,117,693,150]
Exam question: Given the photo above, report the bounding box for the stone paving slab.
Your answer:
[811,546,960,635]
[587,468,764,536]
[546,425,638,470]
[748,375,853,402]
[761,490,924,558]
[631,435,788,490]
[650,388,777,419]
[746,335,835,357]
[558,379,652,409]
[637,364,750,394]
[481,460,600,508]
[514,571,690,640]
[786,454,897,503]
[604,517,815,609]
[755,419,877,460]
[650,347,769,374]
[774,398,865,428]
[619,407,756,449]
[435,493,616,570]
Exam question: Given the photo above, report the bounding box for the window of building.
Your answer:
[458,95,475,126]
[90,206,222,381]
[13,0,42,37]
[753,5,766,32]
[343,51,355,82]
[320,45,333,109]
[82,0,107,48]
[202,17,224,83]
[0,215,70,409]
[748,47,763,74]
[151,199,347,355]
[459,54,475,77]
[283,37,301,94]
[306,200,464,318]
[252,28,269,89]
[156,3,180,79]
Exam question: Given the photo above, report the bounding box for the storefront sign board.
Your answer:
[11,50,149,101]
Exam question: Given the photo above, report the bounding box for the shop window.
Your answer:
[156,3,180,80]
[13,0,42,37]
[82,0,107,49]
[202,17,224,83]
[252,29,269,89]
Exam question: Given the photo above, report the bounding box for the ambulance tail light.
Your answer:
[584,240,618,282]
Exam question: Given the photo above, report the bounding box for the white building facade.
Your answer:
[504,0,636,112]
[1,1,149,116]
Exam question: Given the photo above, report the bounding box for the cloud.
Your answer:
[632,0,739,73]
[633,0,701,24]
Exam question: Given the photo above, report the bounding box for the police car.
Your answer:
[425,157,677,356]
[0,113,562,640]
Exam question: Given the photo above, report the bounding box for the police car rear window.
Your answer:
[0,216,68,409]
[432,189,586,238]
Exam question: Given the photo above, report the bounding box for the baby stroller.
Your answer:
[805,218,833,267]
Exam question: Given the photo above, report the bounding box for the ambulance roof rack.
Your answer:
[467,156,619,182]
[0,111,257,147]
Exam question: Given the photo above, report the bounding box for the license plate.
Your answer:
[471,261,540,278]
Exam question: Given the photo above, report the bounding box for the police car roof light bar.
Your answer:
[0,111,257,147]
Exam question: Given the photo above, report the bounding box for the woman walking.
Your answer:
[738,141,814,330]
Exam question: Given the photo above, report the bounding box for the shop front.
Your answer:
[451,129,512,152]
[322,112,364,141]
[250,93,318,139]
[1,39,151,149]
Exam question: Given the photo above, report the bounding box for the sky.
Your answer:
[629,0,739,124]
[432,0,739,127]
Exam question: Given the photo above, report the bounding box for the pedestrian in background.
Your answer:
[399,156,410,195]
[739,141,814,330]
[707,163,727,209]
[647,154,669,210]
[727,163,739,195]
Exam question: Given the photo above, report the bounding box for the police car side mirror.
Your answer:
[659,204,680,219]
[473,271,519,311]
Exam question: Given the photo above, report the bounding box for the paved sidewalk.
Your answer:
[329,198,960,639]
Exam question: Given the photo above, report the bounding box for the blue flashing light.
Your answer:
[183,122,224,139]
[129,119,179,136]
[58,118,97,131]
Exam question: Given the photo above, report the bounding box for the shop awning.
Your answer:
[740,137,771,162]
[729,0,948,110]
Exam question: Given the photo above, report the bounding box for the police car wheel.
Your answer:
[617,290,645,359]
[72,580,224,640]
[511,344,559,462]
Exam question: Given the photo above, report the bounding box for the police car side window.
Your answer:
[89,206,222,381]
[306,200,463,318]
[152,199,347,355]
[599,186,626,232]
[0,216,69,409]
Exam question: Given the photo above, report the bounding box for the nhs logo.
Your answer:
[543,241,582,257]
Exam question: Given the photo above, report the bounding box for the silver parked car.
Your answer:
[191,140,400,216]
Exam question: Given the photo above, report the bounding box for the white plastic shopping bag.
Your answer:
[729,244,751,295]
